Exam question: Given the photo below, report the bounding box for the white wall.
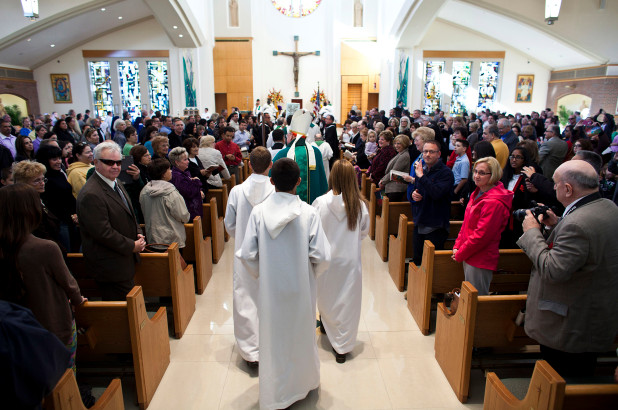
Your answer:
[412,19,550,114]
[32,19,183,116]
[213,0,252,38]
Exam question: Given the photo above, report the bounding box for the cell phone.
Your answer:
[118,155,135,184]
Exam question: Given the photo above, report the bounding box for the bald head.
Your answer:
[553,160,599,206]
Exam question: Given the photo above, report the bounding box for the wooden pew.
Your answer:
[387,216,463,291]
[75,286,170,410]
[202,198,225,263]
[67,243,196,339]
[374,197,412,262]
[407,240,532,336]
[44,369,124,410]
[484,360,618,410]
[450,200,465,220]
[434,281,534,403]
[182,216,213,294]
[368,183,381,240]
[222,174,236,193]
[360,172,370,200]
[205,184,230,241]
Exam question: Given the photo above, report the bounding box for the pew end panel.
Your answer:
[135,243,196,339]
[434,281,479,403]
[205,184,230,242]
[74,286,170,409]
[387,214,411,292]
[483,360,565,410]
[183,216,213,294]
[407,240,440,335]
[202,198,225,263]
[375,199,411,262]
[44,369,124,410]
[368,183,381,240]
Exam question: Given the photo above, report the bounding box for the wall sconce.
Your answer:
[21,0,39,21]
[545,0,561,25]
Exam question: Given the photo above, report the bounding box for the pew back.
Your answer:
[44,369,124,410]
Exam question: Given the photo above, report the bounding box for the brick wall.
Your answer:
[0,79,40,117]
[547,77,618,115]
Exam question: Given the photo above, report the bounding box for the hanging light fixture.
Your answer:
[21,0,39,21]
[545,0,561,25]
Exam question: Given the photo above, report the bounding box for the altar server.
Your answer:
[313,160,369,363]
[237,158,330,410]
[224,147,274,368]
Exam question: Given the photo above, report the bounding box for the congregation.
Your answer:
[1,99,618,409]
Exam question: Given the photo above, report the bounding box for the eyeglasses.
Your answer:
[98,158,123,166]
[32,177,48,184]
[473,169,491,176]
[574,143,582,147]
[422,150,439,154]
[76,142,88,147]
[509,155,525,160]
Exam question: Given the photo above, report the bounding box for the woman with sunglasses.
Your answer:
[452,157,513,295]
[67,142,94,198]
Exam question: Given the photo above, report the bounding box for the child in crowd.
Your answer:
[313,160,369,364]
[452,139,470,200]
[364,130,378,161]
[224,147,274,368]
[238,158,330,410]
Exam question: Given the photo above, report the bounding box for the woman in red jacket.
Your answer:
[452,157,513,295]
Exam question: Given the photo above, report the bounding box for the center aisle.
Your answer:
[147,237,485,409]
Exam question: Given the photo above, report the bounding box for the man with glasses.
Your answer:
[77,141,145,301]
[539,125,568,180]
[409,139,454,265]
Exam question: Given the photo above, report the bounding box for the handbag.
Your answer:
[444,288,460,316]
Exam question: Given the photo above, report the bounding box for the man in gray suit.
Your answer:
[538,125,568,180]
[77,141,146,300]
[517,160,618,377]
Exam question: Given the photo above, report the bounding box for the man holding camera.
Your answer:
[517,160,618,377]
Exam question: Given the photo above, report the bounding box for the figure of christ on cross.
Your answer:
[274,35,320,95]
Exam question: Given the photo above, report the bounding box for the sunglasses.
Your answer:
[98,158,123,166]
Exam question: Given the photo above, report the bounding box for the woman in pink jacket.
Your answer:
[452,157,513,295]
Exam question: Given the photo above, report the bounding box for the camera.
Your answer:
[513,201,554,222]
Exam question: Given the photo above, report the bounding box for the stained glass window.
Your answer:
[478,62,500,110]
[423,61,444,115]
[271,0,321,17]
[148,61,169,116]
[451,61,472,115]
[118,61,141,120]
[88,61,113,118]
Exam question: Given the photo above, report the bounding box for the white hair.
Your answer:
[93,140,121,159]
[113,118,125,131]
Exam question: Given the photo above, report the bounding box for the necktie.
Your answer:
[114,182,130,210]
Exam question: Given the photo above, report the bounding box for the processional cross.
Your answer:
[273,35,320,97]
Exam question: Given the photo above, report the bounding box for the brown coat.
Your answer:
[18,235,82,344]
[76,172,141,283]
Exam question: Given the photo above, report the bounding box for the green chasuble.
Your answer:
[273,137,328,204]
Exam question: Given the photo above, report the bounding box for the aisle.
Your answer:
[147,237,485,409]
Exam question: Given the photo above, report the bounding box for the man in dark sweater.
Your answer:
[409,140,454,265]
[167,118,186,150]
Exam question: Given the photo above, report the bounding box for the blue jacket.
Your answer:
[411,159,454,229]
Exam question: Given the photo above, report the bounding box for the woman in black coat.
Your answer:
[183,138,211,198]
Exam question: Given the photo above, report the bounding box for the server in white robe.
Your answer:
[224,147,274,365]
[237,158,330,410]
[312,159,369,362]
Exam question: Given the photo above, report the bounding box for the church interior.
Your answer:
[2,0,618,409]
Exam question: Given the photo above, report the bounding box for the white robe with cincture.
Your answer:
[224,173,274,362]
[312,191,369,354]
[237,192,330,410]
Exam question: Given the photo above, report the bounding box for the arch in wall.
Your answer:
[0,92,30,118]
[556,93,592,119]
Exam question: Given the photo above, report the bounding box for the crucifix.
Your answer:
[273,35,320,97]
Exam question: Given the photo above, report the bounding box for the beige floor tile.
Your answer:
[293,358,391,409]
[218,358,260,410]
[147,361,228,410]
[170,334,235,362]
[368,331,435,359]
[316,331,376,361]
[378,356,464,409]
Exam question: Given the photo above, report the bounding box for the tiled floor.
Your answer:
[139,237,486,409]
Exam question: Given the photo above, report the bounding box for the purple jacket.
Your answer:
[171,167,203,220]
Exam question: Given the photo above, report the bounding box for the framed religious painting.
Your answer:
[50,74,72,103]
[515,74,534,103]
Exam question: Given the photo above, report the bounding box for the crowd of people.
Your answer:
[1,101,618,408]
